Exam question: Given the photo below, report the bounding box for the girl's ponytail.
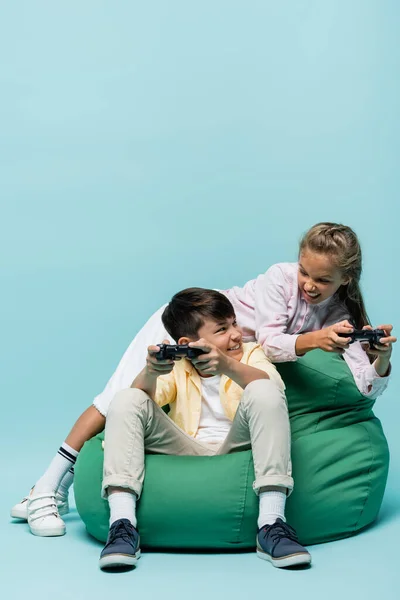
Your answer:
[336,279,370,330]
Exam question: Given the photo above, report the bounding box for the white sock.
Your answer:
[34,443,79,495]
[258,490,286,528]
[108,492,137,528]
[57,468,74,499]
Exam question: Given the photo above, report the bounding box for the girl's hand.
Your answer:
[314,320,354,354]
[145,339,175,377]
[361,324,397,359]
[362,325,396,377]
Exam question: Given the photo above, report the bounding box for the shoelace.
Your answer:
[262,521,299,544]
[107,521,136,548]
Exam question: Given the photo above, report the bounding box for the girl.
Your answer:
[227,222,396,398]
[12,222,396,536]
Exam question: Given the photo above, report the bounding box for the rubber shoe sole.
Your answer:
[99,549,141,570]
[257,548,311,568]
[30,522,66,537]
[11,499,69,520]
[10,505,31,520]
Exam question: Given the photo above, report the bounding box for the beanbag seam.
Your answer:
[352,422,374,532]
[232,452,253,544]
[314,378,340,433]
[297,361,352,384]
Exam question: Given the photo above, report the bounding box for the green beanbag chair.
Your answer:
[74,350,389,548]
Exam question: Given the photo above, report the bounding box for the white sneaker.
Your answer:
[11,491,69,520]
[27,493,66,537]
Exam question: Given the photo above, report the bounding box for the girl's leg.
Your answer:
[33,405,105,496]
[55,406,105,498]
[64,404,106,451]
[11,405,105,536]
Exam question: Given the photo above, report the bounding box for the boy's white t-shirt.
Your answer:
[194,375,232,444]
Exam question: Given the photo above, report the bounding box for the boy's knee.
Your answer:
[109,388,149,417]
[244,379,286,413]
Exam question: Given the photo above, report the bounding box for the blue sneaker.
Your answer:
[99,519,141,570]
[256,519,311,568]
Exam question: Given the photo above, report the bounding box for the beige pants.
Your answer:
[102,379,293,499]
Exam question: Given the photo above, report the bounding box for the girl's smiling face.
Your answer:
[298,250,350,304]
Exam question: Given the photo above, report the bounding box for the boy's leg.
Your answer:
[99,387,213,570]
[102,387,213,500]
[11,405,105,536]
[219,379,293,495]
[218,379,311,568]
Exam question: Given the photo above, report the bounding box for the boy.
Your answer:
[100,288,311,570]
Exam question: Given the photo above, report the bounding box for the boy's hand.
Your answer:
[314,320,353,354]
[188,339,230,376]
[145,339,174,377]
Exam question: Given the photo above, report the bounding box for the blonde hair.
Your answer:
[299,222,370,329]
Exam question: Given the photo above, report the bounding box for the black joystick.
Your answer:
[338,329,385,348]
[154,344,206,360]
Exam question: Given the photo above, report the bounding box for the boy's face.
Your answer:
[181,316,244,361]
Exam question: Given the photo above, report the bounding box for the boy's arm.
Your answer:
[189,340,270,390]
[223,359,269,389]
[131,343,176,404]
[244,344,285,391]
[131,366,159,400]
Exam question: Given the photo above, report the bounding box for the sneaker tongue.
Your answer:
[261,518,284,530]
[116,518,132,526]
[111,518,133,531]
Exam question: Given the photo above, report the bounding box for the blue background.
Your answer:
[2,1,399,598]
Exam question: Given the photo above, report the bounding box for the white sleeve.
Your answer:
[93,304,171,416]
[225,280,257,341]
[254,266,299,362]
[342,342,390,399]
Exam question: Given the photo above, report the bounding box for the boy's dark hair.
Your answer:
[161,288,235,341]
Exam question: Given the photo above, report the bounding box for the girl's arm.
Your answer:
[252,264,354,359]
[343,324,396,399]
[295,322,354,356]
[362,324,396,377]
[342,341,391,399]
[253,265,301,362]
